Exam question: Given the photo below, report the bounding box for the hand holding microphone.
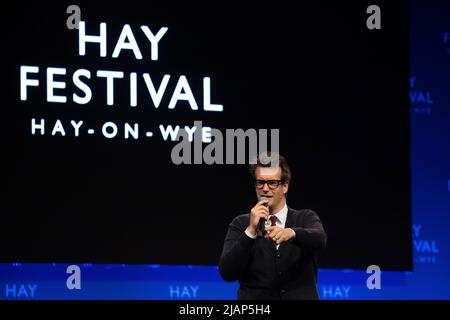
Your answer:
[248,197,269,238]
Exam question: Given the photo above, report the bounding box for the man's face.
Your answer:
[254,166,288,212]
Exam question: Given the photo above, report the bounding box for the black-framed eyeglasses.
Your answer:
[254,179,284,190]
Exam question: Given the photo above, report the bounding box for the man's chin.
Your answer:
[268,200,281,211]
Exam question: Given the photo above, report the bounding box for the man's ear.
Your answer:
[283,183,289,195]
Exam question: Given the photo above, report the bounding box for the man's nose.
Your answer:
[262,183,270,192]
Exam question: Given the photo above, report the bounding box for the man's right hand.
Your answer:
[247,199,270,236]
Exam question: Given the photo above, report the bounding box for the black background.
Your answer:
[0,1,411,270]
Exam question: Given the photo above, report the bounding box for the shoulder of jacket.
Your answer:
[288,207,318,217]
[231,213,250,224]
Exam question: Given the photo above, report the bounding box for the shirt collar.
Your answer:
[271,203,288,225]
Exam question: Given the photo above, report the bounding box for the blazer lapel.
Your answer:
[284,206,295,229]
[279,206,295,252]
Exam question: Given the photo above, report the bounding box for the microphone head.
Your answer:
[259,196,269,207]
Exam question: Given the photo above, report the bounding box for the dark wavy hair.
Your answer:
[249,151,291,185]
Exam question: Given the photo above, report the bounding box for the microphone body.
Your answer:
[256,196,269,238]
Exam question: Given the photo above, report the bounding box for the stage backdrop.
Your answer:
[0,1,411,271]
[4,0,449,300]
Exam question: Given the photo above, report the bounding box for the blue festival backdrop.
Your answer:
[1,0,450,299]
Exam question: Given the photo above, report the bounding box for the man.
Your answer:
[218,152,327,300]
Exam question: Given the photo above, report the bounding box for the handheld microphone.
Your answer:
[257,196,269,238]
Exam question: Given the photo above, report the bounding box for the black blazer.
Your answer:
[219,207,327,300]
